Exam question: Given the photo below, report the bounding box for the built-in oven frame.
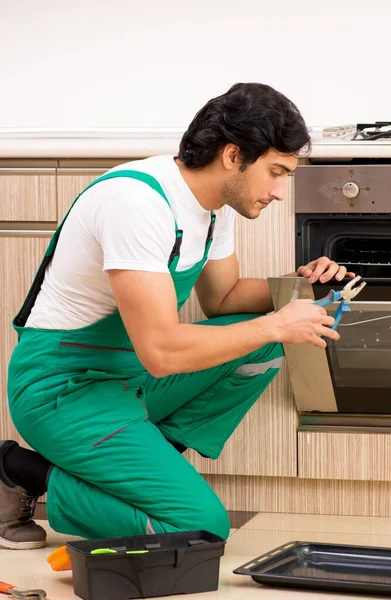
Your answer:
[268,276,391,422]
[275,162,391,425]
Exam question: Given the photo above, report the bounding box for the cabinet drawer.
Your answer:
[0,169,57,221]
[299,430,391,481]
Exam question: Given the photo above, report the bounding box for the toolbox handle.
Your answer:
[144,543,161,550]
[188,540,207,547]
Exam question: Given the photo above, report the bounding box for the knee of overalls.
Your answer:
[232,340,284,379]
[181,494,231,541]
[243,341,284,368]
[200,501,231,541]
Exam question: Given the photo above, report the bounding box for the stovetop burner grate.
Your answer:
[352,122,391,141]
[309,122,391,142]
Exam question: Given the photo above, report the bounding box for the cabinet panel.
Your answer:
[205,473,391,516]
[299,431,391,481]
[183,178,298,476]
[0,170,56,221]
[0,234,53,443]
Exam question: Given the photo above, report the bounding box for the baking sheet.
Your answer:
[234,541,391,595]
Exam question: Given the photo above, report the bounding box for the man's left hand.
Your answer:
[297,257,355,284]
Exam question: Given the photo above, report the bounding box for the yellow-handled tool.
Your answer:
[47,544,149,571]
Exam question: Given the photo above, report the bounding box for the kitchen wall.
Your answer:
[1,0,389,129]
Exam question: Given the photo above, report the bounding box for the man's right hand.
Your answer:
[268,299,340,349]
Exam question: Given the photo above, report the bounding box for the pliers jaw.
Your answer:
[340,275,367,302]
[8,590,46,600]
[314,275,367,330]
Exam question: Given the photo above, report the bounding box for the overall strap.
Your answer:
[203,212,216,259]
[168,211,215,272]
[167,230,183,273]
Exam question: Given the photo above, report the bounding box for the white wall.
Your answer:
[1,0,389,129]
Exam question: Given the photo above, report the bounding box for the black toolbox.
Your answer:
[67,530,226,600]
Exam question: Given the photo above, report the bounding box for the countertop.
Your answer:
[0,128,391,159]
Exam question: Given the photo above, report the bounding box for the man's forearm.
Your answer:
[211,278,275,316]
[210,268,303,317]
[152,315,279,377]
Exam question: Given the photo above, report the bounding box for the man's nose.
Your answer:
[270,178,287,202]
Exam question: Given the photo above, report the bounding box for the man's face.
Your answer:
[221,150,298,219]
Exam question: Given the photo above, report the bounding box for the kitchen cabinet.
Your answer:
[0,232,54,443]
[298,430,391,481]
[0,169,56,221]
[183,177,298,477]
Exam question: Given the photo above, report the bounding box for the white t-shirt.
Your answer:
[26,155,235,330]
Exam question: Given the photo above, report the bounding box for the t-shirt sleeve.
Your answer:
[208,206,236,260]
[93,190,176,273]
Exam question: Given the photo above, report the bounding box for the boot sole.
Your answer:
[0,535,46,550]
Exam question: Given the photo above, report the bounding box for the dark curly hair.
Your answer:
[178,83,311,169]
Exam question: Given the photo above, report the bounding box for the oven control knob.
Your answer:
[342,181,360,199]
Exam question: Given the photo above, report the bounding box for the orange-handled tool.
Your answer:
[0,582,46,599]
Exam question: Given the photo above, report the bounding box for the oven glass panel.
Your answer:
[326,306,391,413]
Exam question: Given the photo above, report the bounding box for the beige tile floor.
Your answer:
[2,514,391,599]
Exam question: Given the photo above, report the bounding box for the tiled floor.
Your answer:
[2,513,391,599]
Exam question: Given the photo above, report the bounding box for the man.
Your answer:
[0,83,349,550]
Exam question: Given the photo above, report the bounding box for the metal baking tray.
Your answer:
[234,541,391,595]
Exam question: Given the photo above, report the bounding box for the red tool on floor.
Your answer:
[0,581,46,599]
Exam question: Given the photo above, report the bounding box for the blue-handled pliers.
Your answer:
[314,275,367,330]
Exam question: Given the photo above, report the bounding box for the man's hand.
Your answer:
[270,299,339,349]
[297,256,355,284]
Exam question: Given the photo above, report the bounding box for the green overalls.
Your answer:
[7,170,283,541]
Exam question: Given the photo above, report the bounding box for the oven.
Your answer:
[295,164,391,301]
[269,161,391,425]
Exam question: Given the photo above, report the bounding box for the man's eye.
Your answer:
[271,171,282,178]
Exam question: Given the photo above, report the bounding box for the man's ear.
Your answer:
[221,144,241,171]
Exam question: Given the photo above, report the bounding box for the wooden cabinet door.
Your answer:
[182,177,298,476]
[0,169,57,222]
[299,431,391,481]
[0,232,54,443]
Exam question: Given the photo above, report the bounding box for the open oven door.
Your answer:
[268,277,391,415]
